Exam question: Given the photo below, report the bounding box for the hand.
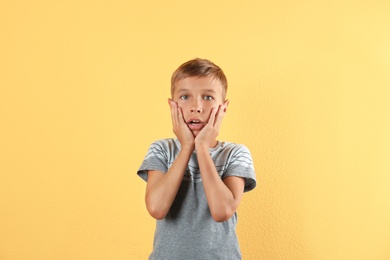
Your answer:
[195,100,229,149]
[168,99,195,150]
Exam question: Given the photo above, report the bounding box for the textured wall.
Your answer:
[1,1,390,259]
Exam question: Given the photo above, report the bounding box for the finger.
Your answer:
[214,105,226,128]
[178,106,186,124]
[173,101,184,129]
[169,99,174,124]
[208,106,218,125]
[169,99,178,127]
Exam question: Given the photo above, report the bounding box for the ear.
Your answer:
[223,99,229,112]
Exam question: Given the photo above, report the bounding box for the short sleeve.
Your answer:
[137,140,169,182]
[222,145,256,192]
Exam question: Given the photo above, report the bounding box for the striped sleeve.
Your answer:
[223,145,256,192]
[137,140,169,182]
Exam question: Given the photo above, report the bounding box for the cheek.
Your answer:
[177,102,187,112]
[177,104,189,119]
[206,103,219,112]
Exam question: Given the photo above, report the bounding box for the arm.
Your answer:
[195,101,245,222]
[196,146,245,222]
[145,146,193,220]
[145,99,194,220]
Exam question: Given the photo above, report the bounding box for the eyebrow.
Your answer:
[176,88,190,93]
[203,89,217,94]
[176,88,217,94]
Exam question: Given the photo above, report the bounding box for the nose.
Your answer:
[190,100,202,113]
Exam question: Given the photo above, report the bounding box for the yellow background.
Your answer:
[1,1,390,259]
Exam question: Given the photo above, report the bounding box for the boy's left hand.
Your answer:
[195,100,229,149]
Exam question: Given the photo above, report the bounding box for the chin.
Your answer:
[191,130,200,137]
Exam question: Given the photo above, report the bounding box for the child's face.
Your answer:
[172,76,226,137]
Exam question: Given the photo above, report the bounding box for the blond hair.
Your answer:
[171,58,228,99]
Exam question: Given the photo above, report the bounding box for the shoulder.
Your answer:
[146,138,182,158]
[217,141,252,156]
[225,142,250,151]
[217,141,256,192]
[149,138,179,150]
[212,141,254,166]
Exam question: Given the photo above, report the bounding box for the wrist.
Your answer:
[195,138,218,149]
[195,142,210,153]
[180,143,195,153]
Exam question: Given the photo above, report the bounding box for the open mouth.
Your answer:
[187,119,204,130]
[188,120,202,125]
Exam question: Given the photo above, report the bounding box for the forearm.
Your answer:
[196,146,239,222]
[145,145,193,219]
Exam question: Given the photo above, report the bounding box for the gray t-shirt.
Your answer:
[138,138,256,260]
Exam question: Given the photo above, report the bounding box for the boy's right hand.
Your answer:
[169,99,195,150]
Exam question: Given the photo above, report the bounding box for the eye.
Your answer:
[203,95,213,101]
[180,95,189,100]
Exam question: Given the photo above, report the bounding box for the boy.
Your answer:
[137,58,256,260]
